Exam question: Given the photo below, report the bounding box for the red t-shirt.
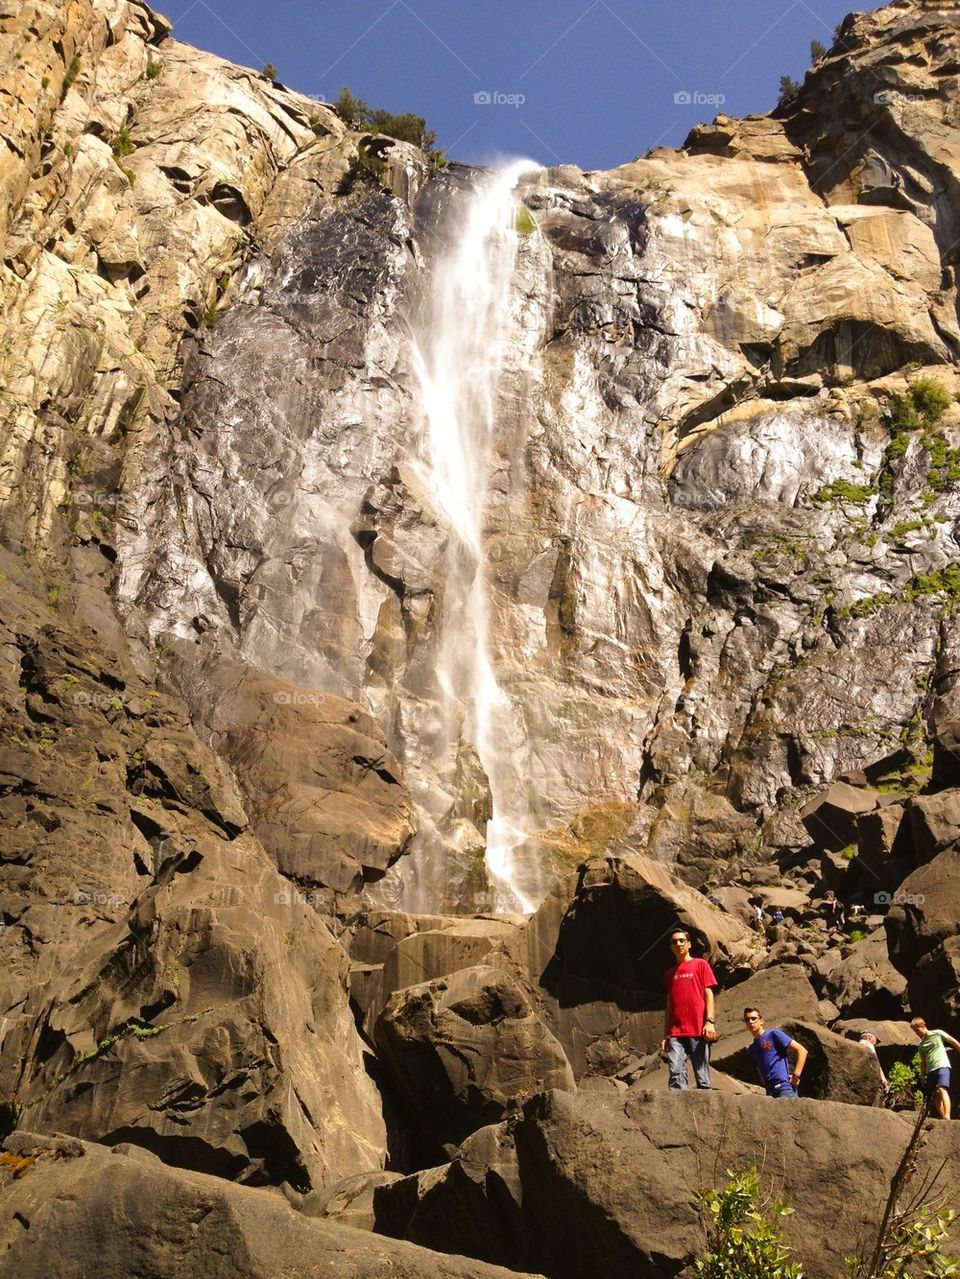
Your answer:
[664,957,718,1036]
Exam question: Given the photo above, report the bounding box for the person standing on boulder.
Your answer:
[859,1029,888,1092]
[911,1016,960,1119]
[660,928,718,1091]
[744,1008,808,1098]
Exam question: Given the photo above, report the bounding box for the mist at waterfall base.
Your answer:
[387,160,541,916]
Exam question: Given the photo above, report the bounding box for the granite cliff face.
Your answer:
[3,2,960,1276]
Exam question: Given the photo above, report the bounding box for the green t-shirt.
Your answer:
[919,1030,951,1073]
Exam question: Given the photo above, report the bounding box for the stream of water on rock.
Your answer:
[409,160,538,914]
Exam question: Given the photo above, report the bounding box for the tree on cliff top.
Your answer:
[333,86,438,153]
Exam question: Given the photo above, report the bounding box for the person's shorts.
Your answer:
[924,1067,951,1096]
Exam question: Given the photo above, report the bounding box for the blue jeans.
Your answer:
[768,1083,798,1099]
[667,1036,711,1090]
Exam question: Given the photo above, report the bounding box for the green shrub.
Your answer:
[910,375,953,424]
[694,1169,802,1279]
[64,55,81,88]
[336,136,392,195]
[144,60,162,79]
[778,75,801,105]
[111,124,135,159]
[811,40,828,61]
[262,62,278,80]
[888,520,924,539]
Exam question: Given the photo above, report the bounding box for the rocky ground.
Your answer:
[2,0,960,1275]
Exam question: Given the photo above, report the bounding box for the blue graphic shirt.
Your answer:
[747,1027,794,1091]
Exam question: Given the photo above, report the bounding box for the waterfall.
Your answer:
[408,160,538,914]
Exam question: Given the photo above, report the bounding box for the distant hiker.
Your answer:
[911,1016,960,1119]
[829,897,846,928]
[859,1028,888,1091]
[751,903,764,931]
[772,908,785,924]
[660,927,718,1091]
[743,1008,808,1098]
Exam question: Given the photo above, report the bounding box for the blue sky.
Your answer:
[161,0,867,170]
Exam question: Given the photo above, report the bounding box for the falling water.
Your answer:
[409,160,538,913]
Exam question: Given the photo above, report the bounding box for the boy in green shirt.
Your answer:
[911,1016,960,1119]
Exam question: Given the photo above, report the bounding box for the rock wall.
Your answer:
[86,0,960,912]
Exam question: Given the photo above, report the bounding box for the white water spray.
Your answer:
[410,160,539,913]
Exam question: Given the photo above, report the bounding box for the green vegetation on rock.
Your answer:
[694,1169,802,1279]
[813,479,876,504]
[332,85,445,164]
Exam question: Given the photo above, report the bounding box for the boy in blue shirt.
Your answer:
[744,1007,808,1098]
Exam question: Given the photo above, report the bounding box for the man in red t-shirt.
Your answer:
[659,927,718,1090]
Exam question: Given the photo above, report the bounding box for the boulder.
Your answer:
[375,1088,960,1279]
[374,1123,527,1272]
[190,658,417,893]
[380,921,523,1015]
[856,801,912,895]
[931,719,960,790]
[833,1018,919,1080]
[906,934,960,1027]
[713,1020,883,1104]
[347,913,523,1039]
[714,963,822,1038]
[903,790,960,867]
[820,931,908,1020]
[518,856,755,1077]
[6,831,387,1191]
[284,1169,406,1231]
[0,1132,542,1279]
[800,782,878,851]
[885,848,960,972]
[350,910,476,966]
[374,966,576,1159]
